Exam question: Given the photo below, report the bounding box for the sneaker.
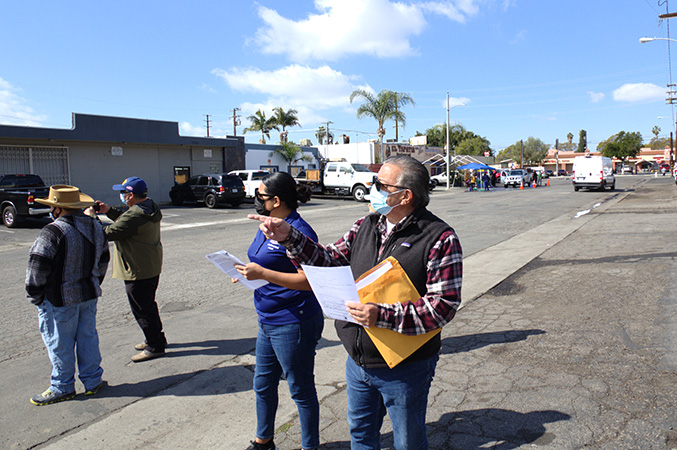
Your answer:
[131,349,165,363]
[85,380,106,396]
[245,440,277,450]
[30,388,76,406]
[134,342,147,351]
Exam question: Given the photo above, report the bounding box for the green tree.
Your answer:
[272,107,301,143]
[652,125,661,139]
[349,89,414,162]
[597,131,643,163]
[648,125,669,149]
[577,129,587,153]
[315,126,334,145]
[497,137,549,166]
[422,123,488,152]
[268,141,313,173]
[243,110,278,144]
[455,136,492,156]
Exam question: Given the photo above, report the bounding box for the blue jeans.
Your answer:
[345,354,438,450]
[255,312,324,449]
[37,298,103,394]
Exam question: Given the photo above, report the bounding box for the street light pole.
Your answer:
[444,95,465,190]
[640,36,677,168]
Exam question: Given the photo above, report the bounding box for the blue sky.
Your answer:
[1,0,676,151]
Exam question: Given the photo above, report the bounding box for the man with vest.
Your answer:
[250,155,463,450]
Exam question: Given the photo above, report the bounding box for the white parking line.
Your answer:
[160,202,367,232]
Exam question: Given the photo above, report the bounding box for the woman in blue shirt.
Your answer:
[235,171,323,450]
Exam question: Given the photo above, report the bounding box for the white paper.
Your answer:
[206,250,269,291]
[301,264,359,324]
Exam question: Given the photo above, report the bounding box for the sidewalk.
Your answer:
[43,179,677,449]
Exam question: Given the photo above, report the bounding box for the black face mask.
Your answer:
[254,196,271,216]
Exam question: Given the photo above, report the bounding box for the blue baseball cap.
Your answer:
[112,177,147,195]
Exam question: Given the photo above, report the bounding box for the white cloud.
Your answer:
[212,64,369,126]
[587,91,605,103]
[252,0,487,62]
[179,121,207,137]
[0,77,47,126]
[440,96,470,108]
[613,83,665,102]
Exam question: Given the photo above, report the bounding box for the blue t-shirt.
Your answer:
[248,210,321,325]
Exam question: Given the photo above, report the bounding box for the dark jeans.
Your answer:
[124,275,166,352]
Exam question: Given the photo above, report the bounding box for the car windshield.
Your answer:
[509,170,523,176]
[251,172,268,180]
[351,164,371,172]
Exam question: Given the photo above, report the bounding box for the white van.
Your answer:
[572,155,615,191]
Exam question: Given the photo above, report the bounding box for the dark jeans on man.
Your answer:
[124,275,166,353]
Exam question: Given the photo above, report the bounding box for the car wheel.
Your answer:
[352,184,367,202]
[170,191,184,206]
[2,205,19,228]
[574,186,579,192]
[204,193,217,209]
[610,181,615,190]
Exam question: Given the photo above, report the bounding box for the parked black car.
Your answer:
[169,174,245,208]
[0,174,50,227]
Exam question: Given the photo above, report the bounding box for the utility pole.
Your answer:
[325,121,333,145]
[230,108,241,136]
[446,92,450,190]
[520,139,524,168]
[394,93,399,142]
[203,114,211,137]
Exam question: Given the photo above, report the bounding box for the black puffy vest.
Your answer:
[335,208,452,368]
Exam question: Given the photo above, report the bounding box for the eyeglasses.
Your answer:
[373,177,407,192]
[256,191,274,200]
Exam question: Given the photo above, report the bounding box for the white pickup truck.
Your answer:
[295,159,377,201]
[228,170,270,198]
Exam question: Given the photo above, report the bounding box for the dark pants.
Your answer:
[124,275,166,353]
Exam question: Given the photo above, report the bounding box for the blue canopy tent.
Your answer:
[456,162,496,171]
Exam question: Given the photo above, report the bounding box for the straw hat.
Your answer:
[35,185,95,209]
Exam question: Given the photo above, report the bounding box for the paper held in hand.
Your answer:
[300,264,359,324]
[303,256,441,368]
[206,250,268,291]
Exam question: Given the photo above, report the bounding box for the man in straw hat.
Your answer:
[26,185,110,405]
[87,177,166,363]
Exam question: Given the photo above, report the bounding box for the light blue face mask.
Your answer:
[369,184,403,216]
[120,193,128,204]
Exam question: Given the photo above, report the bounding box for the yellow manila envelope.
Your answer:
[355,256,441,368]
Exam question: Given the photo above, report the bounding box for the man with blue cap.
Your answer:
[88,177,166,362]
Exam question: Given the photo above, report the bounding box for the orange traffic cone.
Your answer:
[532,180,537,188]
[546,179,550,187]
[520,180,524,189]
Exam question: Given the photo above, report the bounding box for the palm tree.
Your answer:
[392,92,415,142]
[243,110,278,144]
[269,141,313,173]
[349,89,414,162]
[272,107,301,143]
[315,126,334,145]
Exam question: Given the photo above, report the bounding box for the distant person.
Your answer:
[87,177,166,363]
[249,156,463,450]
[482,172,490,191]
[26,185,109,405]
[235,172,323,450]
